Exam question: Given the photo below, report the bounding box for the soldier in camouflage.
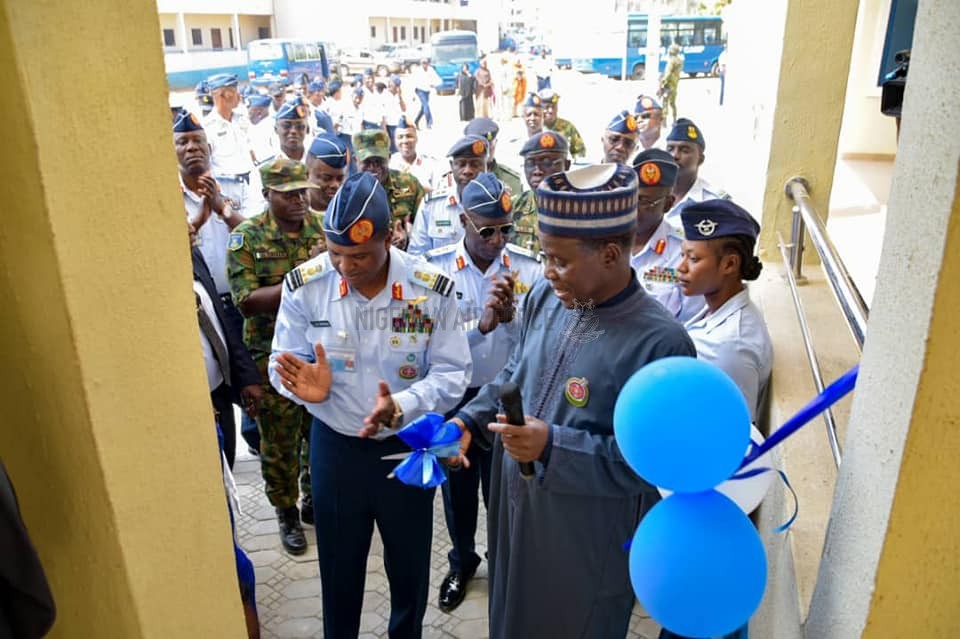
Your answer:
[227,158,324,556]
[352,129,426,250]
[538,89,586,160]
[511,131,571,254]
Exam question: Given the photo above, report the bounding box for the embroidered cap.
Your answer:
[520,131,569,157]
[667,117,705,150]
[536,164,638,238]
[275,99,309,120]
[462,172,512,219]
[680,199,759,241]
[463,117,499,142]
[207,73,239,90]
[308,133,349,169]
[259,158,319,192]
[606,110,640,135]
[352,129,391,162]
[323,172,390,246]
[631,149,678,188]
[172,108,204,133]
[447,135,488,159]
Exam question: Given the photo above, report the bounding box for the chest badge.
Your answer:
[564,377,589,408]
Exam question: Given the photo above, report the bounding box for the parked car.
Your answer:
[337,49,391,78]
[385,45,428,73]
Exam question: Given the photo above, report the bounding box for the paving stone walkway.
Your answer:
[233,451,662,639]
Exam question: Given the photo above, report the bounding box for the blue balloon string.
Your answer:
[738,365,859,470]
[729,466,799,533]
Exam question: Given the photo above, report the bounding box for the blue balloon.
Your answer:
[614,356,751,492]
[629,491,766,638]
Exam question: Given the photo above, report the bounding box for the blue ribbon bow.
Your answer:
[391,413,463,489]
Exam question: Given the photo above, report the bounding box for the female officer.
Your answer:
[677,198,773,424]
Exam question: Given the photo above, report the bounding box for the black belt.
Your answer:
[220,172,250,184]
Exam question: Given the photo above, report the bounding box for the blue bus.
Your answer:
[430,30,480,94]
[574,15,725,80]
[246,38,331,87]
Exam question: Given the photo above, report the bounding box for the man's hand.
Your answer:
[360,381,396,438]
[477,274,516,334]
[197,174,226,217]
[390,218,411,250]
[308,238,327,258]
[488,414,549,463]
[446,417,472,469]
[274,343,332,402]
[240,384,264,419]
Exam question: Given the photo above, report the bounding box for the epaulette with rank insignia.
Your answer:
[425,243,458,260]
[505,243,541,262]
[411,265,454,297]
[284,254,329,291]
[426,172,455,200]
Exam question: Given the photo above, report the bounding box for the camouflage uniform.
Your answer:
[227,193,325,511]
[385,168,425,225]
[661,50,684,123]
[548,118,586,159]
[510,189,540,254]
[493,162,523,198]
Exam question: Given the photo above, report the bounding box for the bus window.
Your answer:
[701,26,719,46]
[305,43,319,60]
[249,40,284,61]
[628,27,647,48]
[675,22,696,47]
[661,25,677,47]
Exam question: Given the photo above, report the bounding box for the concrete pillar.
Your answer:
[386,16,392,43]
[753,0,860,259]
[232,12,241,51]
[177,11,188,54]
[0,0,245,636]
[806,1,960,636]
[409,17,415,45]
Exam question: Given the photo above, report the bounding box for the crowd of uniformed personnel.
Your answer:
[176,65,771,639]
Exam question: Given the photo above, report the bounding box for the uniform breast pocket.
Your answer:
[429,219,457,240]
[387,332,430,381]
[254,254,289,286]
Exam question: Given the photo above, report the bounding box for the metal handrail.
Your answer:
[778,176,871,468]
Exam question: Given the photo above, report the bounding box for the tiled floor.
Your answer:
[232,452,663,639]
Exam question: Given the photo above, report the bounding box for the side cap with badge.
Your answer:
[462,172,511,219]
[679,199,759,241]
[606,110,639,135]
[666,117,706,151]
[323,172,390,246]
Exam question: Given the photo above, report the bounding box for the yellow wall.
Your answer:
[862,175,960,636]
[0,0,244,636]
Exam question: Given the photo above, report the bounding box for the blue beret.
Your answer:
[327,80,342,95]
[309,133,349,168]
[606,110,640,134]
[390,74,402,86]
[397,114,414,130]
[246,94,271,108]
[522,93,543,108]
[462,173,511,219]
[667,117,705,150]
[537,164,638,238]
[363,68,374,76]
[323,172,390,246]
[635,94,662,113]
[315,110,335,133]
[538,88,559,104]
[520,131,569,157]
[307,80,325,93]
[447,135,489,159]
[681,199,759,241]
[464,117,499,141]
[172,108,204,133]
[275,99,309,120]
[194,81,210,97]
[207,73,238,90]
[631,149,678,188]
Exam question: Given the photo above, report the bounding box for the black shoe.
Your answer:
[438,570,471,612]
[300,495,314,526]
[277,507,307,555]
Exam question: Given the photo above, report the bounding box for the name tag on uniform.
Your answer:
[326,348,357,374]
[436,219,452,227]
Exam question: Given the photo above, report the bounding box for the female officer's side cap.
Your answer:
[462,173,511,219]
[323,172,390,246]
[308,134,349,169]
[173,108,204,133]
[536,164,638,238]
[680,199,760,241]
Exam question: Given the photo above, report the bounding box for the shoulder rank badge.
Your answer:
[413,269,454,297]
[228,233,244,251]
[285,256,325,291]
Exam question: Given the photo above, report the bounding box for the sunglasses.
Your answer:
[465,215,514,240]
[637,195,668,208]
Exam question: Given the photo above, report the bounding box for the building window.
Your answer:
[191,28,202,46]
[162,28,175,47]
[413,26,418,40]
[211,28,223,49]
[401,26,406,40]
[258,26,270,39]
[228,27,234,48]
[371,25,376,38]
[393,26,398,42]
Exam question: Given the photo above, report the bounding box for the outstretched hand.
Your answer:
[361,381,397,438]
[274,343,332,402]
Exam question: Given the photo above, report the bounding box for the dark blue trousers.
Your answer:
[414,89,433,127]
[311,419,435,639]
[387,124,397,154]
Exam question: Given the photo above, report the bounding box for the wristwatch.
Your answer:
[390,402,404,430]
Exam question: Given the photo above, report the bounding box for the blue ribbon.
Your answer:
[738,365,859,470]
[392,413,462,489]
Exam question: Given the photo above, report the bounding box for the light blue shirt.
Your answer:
[269,247,472,437]
[427,240,543,387]
[408,174,465,255]
[631,218,705,322]
[664,175,729,229]
[684,287,773,422]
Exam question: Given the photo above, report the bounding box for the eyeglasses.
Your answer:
[604,133,637,152]
[637,195,668,209]
[523,157,565,172]
[278,122,307,132]
[465,215,514,240]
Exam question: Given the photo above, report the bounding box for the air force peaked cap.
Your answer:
[667,117,705,150]
[464,117,499,141]
[308,133,349,169]
[680,199,759,241]
[520,131,568,157]
[447,135,488,159]
[323,172,390,246]
[461,172,512,219]
[632,148,678,188]
[536,163,638,238]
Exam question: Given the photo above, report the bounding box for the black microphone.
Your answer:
[500,381,535,480]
